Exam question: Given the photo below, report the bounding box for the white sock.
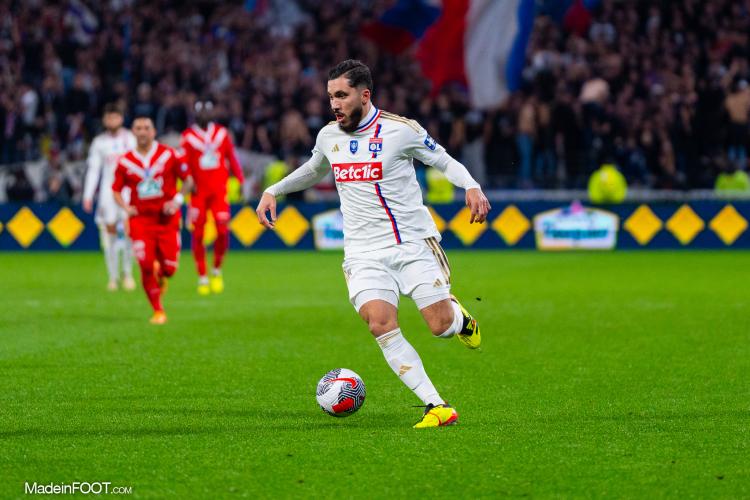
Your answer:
[121,237,134,278]
[438,301,465,338]
[376,328,444,406]
[104,233,119,282]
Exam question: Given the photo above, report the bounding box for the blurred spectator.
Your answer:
[725,79,750,169]
[0,0,749,202]
[516,95,536,188]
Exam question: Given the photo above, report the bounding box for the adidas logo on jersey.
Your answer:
[331,144,340,152]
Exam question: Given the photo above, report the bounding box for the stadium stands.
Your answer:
[0,0,748,202]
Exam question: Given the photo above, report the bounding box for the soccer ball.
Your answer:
[316,368,366,417]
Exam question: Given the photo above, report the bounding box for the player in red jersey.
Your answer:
[112,116,193,325]
[180,100,245,295]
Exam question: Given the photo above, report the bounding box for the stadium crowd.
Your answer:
[1,0,749,203]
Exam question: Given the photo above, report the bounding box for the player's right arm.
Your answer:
[83,137,102,213]
[112,161,137,216]
[256,141,330,229]
[406,122,491,224]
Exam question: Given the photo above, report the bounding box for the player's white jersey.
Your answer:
[274,106,479,254]
[83,128,136,204]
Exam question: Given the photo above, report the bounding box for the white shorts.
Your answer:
[95,190,129,226]
[342,237,452,312]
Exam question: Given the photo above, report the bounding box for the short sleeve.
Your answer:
[112,162,125,193]
[174,150,190,180]
[404,122,447,167]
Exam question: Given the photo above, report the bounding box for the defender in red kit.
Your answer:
[112,116,193,325]
[180,100,245,295]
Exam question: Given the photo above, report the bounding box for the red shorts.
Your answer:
[189,191,230,228]
[129,214,181,270]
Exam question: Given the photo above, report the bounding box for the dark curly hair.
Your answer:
[328,59,373,92]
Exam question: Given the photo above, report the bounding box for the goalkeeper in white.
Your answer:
[257,60,491,428]
[83,104,137,291]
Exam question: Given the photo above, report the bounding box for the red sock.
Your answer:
[192,230,207,277]
[213,226,228,270]
[141,267,163,312]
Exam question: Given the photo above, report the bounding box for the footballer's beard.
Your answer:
[136,138,153,151]
[196,117,209,129]
[337,105,364,134]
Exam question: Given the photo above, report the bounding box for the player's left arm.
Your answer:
[112,162,137,216]
[163,152,194,215]
[407,124,491,224]
[224,133,245,184]
[82,138,102,213]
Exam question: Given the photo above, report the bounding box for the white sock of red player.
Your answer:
[376,328,445,407]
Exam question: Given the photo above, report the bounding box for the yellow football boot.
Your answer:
[452,296,480,349]
[413,403,458,428]
[197,277,210,296]
[209,273,224,294]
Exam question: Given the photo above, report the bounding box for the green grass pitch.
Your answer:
[1,250,748,498]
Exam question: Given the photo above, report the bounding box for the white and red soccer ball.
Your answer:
[316,368,366,417]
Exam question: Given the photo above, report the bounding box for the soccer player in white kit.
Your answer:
[257,60,491,428]
[83,104,137,291]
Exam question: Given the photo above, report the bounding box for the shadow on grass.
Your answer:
[116,406,406,430]
[0,408,407,439]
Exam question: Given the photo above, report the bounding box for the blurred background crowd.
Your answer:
[1,0,749,203]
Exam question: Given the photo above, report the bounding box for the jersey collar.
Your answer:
[192,122,215,142]
[133,141,158,167]
[355,105,380,133]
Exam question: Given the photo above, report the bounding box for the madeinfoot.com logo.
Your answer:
[24,482,132,495]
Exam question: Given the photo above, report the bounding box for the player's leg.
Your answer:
[156,225,181,281]
[149,226,181,325]
[357,296,442,404]
[345,253,454,427]
[189,197,209,295]
[98,197,121,290]
[413,238,480,349]
[209,194,231,293]
[130,221,164,323]
[103,223,119,290]
[119,214,136,291]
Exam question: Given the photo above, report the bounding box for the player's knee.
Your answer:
[215,211,230,225]
[105,224,117,235]
[426,305,454,336]
[139,261,155,276]
[368,317,398,336]
[428,315,454,336]
[162,265,177,278]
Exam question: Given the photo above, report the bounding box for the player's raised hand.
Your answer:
[466,188,491,224]
[256,192,277,229]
